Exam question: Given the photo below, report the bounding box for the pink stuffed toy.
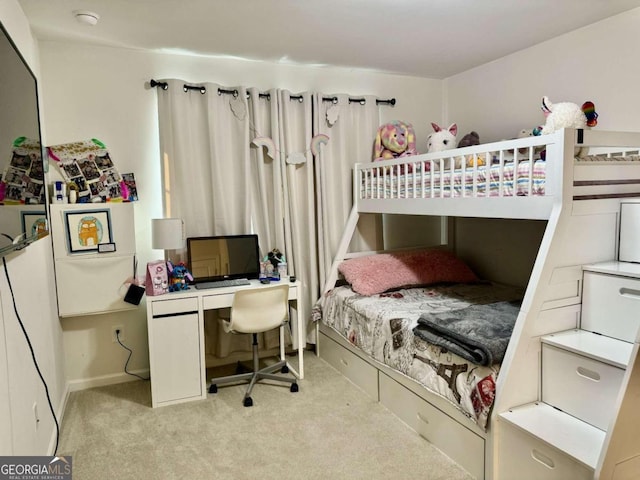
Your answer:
[373,121,417,161]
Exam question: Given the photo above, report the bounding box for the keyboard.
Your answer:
[195,278,251,290]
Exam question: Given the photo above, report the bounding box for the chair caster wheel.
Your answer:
[209,384,218,394]
[290,383,299,393]
[281,365,289,374]
[243,397,253,407]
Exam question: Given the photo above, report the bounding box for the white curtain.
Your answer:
[313,94,382,290]
[156,81,278,359]
[278,91,317,345]
[156,83,384,353]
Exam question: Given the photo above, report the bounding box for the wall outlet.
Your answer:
[33,402,39,430]
[112,325,124,343]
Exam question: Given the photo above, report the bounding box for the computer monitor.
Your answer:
[186,234,260,283]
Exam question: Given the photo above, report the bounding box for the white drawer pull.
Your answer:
[576,366,600,382]
[531,449,555,469]
[619,287,640,300]
[340,358,349,367]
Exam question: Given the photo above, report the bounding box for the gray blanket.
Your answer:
[413,300,521,366]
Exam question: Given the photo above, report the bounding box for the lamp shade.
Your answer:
[152,218,185,250]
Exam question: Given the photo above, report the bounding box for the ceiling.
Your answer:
[17,0,640,79]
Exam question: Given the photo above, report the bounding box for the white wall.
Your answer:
[445,8,640,143]
[37,40,442,384]
[0,0,65,456]
[444,8,640,289]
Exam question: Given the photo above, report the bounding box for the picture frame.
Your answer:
[20,211,47,239]
[64,209,113,253]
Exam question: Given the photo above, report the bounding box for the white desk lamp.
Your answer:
[151,218,185,257]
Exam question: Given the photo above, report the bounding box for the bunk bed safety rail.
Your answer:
[358,134,553,202]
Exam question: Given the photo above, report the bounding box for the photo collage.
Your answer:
[0,138,45,205]
[47,139,136,203]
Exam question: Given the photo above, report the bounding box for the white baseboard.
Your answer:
[67,369,150,392]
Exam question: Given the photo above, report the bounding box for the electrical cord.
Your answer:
[2,256,60,455]
[115,331,149,381]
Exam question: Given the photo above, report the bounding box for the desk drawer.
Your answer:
[152,297,198,317]
[202,293,234,310]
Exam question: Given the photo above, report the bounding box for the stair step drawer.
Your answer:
[582,271,640,342]
[498,420,593,480]
[319,332,378,400]
[542,344,624,430]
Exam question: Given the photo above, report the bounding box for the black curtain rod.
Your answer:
[322,96,396,106]
[149,80,394,105]
[217,88,271,100]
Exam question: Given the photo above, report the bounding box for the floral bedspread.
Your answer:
[312,282,523,430]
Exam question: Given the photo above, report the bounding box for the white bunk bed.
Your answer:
[314,128,640,480]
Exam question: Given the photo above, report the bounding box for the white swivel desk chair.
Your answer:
[208,283,299,407]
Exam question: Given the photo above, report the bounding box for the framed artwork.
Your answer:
[64,209,112,253]
[20,211,47,239]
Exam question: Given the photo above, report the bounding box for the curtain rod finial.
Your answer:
[150,79,168,90]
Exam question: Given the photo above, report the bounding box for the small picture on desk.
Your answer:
[64,209,113,253]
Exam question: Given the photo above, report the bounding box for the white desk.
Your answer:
[146,279,303,408]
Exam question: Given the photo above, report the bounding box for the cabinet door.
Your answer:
[150,313,202,405]
[55,255,135,316]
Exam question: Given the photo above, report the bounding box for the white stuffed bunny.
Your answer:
[428,122,467,168]
[427,122,457,153]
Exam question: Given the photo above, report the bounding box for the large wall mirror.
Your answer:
[0,21,48,258]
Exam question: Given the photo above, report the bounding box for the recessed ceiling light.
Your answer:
[73,10,100,26]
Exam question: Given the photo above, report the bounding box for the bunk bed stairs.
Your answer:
[498,261,640,480]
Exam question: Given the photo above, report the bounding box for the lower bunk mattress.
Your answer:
[312,282,524,430]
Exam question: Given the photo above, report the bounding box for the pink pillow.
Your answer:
[338,249,478,296]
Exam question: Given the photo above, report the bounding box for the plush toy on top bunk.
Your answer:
[513,127,546,157]
[372,120,418,174]
[539,96,598,158]
[373,120,417,160]
[427,123,486,169]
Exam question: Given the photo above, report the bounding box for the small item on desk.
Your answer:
[264,262,279,281]
[167,261,193,292]
[260,278,270,285]
[277,262,287,279]
[264,248,286,281]
[289,275,296,283]
[146,260,169,296]
[259,261,268,280]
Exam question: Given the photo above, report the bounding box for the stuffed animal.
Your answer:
[427,123,457,153]
[540,96,598,134]
[539,96,598,157]
[515,127,546,156]
[265,248,285,269]
[457,131,480,148]
[427,123,483,168]
[373,120,417,161]
[167,261,193,292]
